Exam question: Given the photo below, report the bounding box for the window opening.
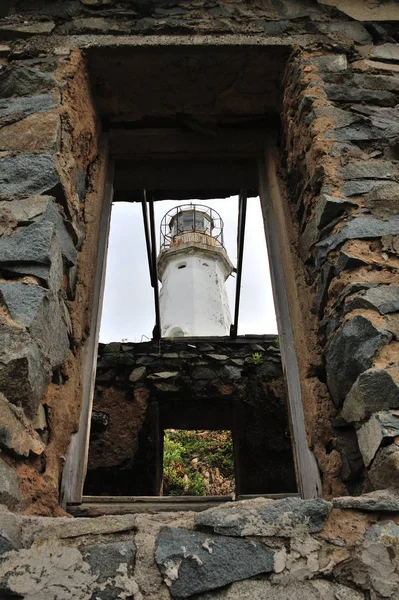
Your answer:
[163,430,234,497]
[99,196,277,343]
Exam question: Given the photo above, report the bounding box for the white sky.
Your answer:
[99,196,277,342]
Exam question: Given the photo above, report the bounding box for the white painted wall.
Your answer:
[159,247,232,337]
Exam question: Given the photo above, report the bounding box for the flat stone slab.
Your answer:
[195,497,331,538]
[0,154,61,198]
[333,489,399,512]
[155,527,276,598]
[195,579,365,599]
[315,215,399,268]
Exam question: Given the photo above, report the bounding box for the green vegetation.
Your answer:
[163,430,234,496]
[249,351,263,364]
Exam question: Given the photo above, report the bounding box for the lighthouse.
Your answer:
[157,204,233,337]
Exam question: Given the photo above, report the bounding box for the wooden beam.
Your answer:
[113,160,259,196]
[60,144,114,506]
[258,147,322,500]
[109,128,269,159]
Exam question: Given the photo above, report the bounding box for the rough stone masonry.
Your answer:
[0,0,399,598]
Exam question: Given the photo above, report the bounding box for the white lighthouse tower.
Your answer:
[157,204,233,337]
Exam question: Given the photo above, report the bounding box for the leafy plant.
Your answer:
[249,351,263,365]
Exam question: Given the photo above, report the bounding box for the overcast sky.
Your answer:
[99,196,277,343]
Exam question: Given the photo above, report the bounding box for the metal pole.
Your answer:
[230,190,247,338]
[141,190,154,287]
[149,195,161,340]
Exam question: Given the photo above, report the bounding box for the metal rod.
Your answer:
[230,190,247,338]
[149,195,161,341]
[141,190,154,287]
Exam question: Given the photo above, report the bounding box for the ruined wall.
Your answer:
[0,0,397,513]
[1,492,399,599]
[0,39,104,513]
[85,336,296,496]
[0,0,399,598]
[280,40,399,497]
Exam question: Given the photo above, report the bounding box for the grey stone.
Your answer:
[365,183,399,218]
[337,282,378,307]
[81,540,136,581]
[0,92,57,119]
[39,199,76,265]
[0,219,74,273]
[222,365,241,380]
[0,283,47,328]
[195,497,331,537]
[365,520,399,542]
[0,21,55,37]
[315,194,357,230]
[315,215,399,267]
[333,489,399,512]
[129,366,146,382]
[0,533,14,555]
[154,382,179,392]
[325,316,392,407]
[0,321,50,417]
[0,505,21,551]
[311,106,363,129]
[231,358,245,366]
[316,262,334,317]
[344,285,399,315]
[0,392,45,457]
[370,43,399,64]
[155,527,275,598]
[75,168,86,202]
[195,580,365,600]
[0,196,71,282]
[180,351,198,359]
[361,520,399,597]
[298,218,318,262]
[104,342,121,353]
[21,513,137,545]
[136,356,156,366]
[0,154,62,199]
[192,366,216,380]
[0,67,56,99]
[0,195,54,230]
[343,180,396,197]
[206,354,228,361]
[369,445,399,490]
[340,160,396,181]
[341,368,399,422]
[147,371,179,380]
[357,411,399,466]
[331,123,390,142]
[324,84,398,107]
[315,54,348,73]
[0,458,20,509]
[317,21,372,44]
[322,72,399,94]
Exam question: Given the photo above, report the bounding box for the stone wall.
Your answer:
[0,0,397,513]
[85,336,296,496]
[0,29,107,513]
[1,492,399,599]
[280,39,399,496]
